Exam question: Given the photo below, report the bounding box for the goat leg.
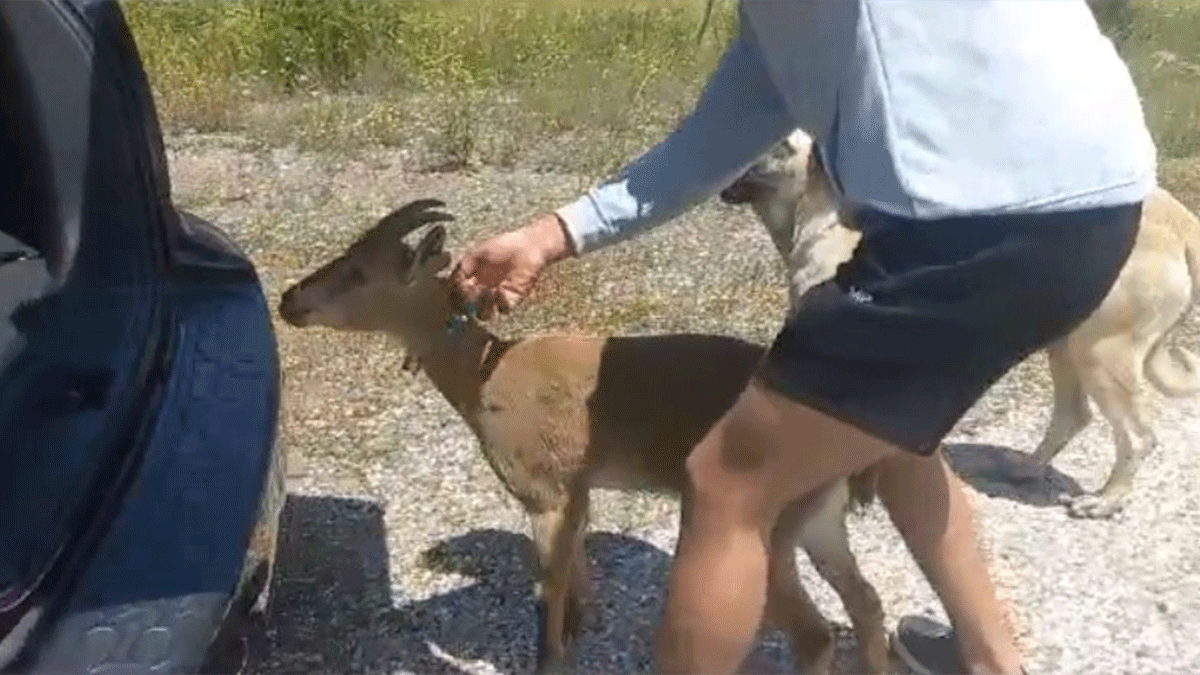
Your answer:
[530,501,588,674]
[766,507,836,675]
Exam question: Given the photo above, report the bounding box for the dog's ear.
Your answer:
[785,128,813,156]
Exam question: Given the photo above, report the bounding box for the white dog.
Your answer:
[720,130,1200,519]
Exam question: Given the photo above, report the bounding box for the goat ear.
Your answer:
[414,224,447,264]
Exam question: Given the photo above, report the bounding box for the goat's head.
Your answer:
[278,198,456,337]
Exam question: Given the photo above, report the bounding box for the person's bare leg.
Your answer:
[652,378,898,674]
[877,449,1024,675]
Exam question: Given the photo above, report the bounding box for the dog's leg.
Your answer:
[765,504,837,675]
[799,484,890,675]
[1066,338,1158,519]
[1014,342,1092,481]
[530,498,587,674]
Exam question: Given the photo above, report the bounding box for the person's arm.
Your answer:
[553,26,797,256]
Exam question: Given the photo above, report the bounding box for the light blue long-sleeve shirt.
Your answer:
[556,0,1158,255]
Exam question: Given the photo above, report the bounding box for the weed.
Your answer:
[122,0,738,173]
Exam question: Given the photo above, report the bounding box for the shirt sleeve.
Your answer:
[554,28,798,256]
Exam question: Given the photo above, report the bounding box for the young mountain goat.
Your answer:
[277,198,891,675]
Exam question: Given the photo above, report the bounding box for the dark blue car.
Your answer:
[1,0,284,672]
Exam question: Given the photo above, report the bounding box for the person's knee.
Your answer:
[875,447,959,536]
[683,441,767,532]
[876,445,952,489]
[682,391,780,531]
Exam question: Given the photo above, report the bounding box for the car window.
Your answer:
[0,15,56,372]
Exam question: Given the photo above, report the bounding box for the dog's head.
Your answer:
[719,128,813,209]
[719,129,819,261]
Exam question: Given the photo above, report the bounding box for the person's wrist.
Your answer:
[522,213,576,266]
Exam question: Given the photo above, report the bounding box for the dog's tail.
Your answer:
[1145,188,1200,398]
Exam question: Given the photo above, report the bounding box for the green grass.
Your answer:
[121,0,738,172]
[1094,0,1200,157]
[122,0,1199,172]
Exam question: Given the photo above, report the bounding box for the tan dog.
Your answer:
[277,199,891,675]
[720,130,1200,519]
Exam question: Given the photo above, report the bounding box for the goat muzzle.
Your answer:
[277,288,311,327]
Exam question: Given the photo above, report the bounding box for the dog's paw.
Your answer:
[1064,493,1125,519]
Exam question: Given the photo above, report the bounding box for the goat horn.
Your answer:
[377,198,457,240]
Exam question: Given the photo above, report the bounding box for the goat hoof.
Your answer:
[564,597,590,642]
[861,632,892,674]
[534,646,572,675]
[791,628,835,675]
[535,603,578,675]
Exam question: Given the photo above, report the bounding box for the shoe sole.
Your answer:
[891,630,939,675]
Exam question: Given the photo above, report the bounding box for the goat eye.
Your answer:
[329,267,365,294]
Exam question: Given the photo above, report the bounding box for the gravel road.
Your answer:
[166,132,1200,675]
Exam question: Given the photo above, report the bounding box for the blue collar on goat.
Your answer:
[445,300,479,335]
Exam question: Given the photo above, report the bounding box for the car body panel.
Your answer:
[18,228,282,673]
[0,0,284,671]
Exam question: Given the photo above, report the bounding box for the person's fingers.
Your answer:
[475,287,498,321]
[497,287,523,314]
[453,276,480,307]
[451,250,494,308]
[448,257,469,291]
[453,247,480,277]
[445,235,543,321]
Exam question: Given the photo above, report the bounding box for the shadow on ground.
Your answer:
[244,494,401,674]
[945,443,1084,508]
[245,495,881,674]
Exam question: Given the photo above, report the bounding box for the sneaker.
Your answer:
[893,615,969,675]
[892,615,1030,675]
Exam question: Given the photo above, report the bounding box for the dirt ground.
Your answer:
[165,131,1200,674]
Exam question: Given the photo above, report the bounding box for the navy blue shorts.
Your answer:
[757,202,1142,455]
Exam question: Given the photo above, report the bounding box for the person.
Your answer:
[450,2,1156,674]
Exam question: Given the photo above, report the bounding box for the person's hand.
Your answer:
[451,212,575,319]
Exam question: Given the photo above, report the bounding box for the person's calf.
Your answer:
[876,449,1025,675]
